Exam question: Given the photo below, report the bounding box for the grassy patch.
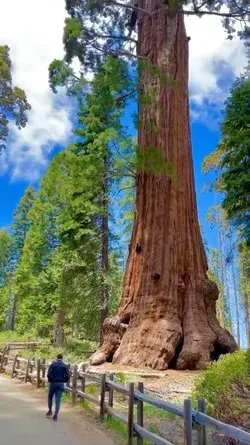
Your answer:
[0,331,37,348]
[104,416,154,445]
[115,372,127,385]
[104,416,128,442]
[143,403,177,421]
[61,392,71,404]
[86,383,99,396]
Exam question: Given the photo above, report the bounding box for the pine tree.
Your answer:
[208,248,225,328]
[50,55,135,340]
[15,60,132,343]
[6,186,36,330]
[207,206,232,333]
[0,45,31,151]
[0,229,12,286]
[203,77,250,245]
[0,229,12,329]
[238,242,250,348]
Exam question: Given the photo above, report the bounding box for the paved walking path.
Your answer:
[0,375,117,445]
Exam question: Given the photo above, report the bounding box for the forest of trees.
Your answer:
[0,1,249,370]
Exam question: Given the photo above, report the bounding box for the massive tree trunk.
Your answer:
[91,1,237,370]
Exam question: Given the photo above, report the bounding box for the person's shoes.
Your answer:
[46,411,52,417]
[53,414,58,421]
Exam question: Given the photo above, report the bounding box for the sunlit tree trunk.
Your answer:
[54,309,66,347]
[91,1,237,369]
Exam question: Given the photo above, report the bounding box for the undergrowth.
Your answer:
[193,350,250,433]
[0,334,96,363]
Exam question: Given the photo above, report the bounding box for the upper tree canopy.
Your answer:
[55,0,249,73]
[203,77,250,244]
[0,46,31,151]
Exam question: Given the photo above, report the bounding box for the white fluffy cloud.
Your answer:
[0,1,246,180]
[0,0,73,181]
[186,13,246,107]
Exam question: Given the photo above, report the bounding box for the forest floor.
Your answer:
[88,363,200,403]
[87,364,226,445]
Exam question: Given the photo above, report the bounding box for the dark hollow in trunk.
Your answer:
[90,2,237,370]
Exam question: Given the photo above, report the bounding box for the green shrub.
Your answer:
[115,372,126,385]
[193,350,250,431]
[0,331,37,346]
[86,383,99,396]
[144,403,176,420]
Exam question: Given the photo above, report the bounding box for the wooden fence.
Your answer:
[1,349,250,445]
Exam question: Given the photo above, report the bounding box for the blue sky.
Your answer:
[0,102,222,249]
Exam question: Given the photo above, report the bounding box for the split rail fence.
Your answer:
[1,349,250,445]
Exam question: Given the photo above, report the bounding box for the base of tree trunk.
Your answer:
[90,280,237,371]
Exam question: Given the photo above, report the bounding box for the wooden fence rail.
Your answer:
[1,350,250,445]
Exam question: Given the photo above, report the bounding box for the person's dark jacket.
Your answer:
[47,359,70,383]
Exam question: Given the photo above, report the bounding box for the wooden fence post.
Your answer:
[137,382,144,445]
[11,355,18,378]
[5,351,8,369]
[184,399,193,445]
[108,373,114,418]
[197,399,206,445]
[24,358,30,383]
[30,356,35,375]
[100,374,106,419]
[0,347,6,372]
[37,359,41,388]
[16,357,20,376]
[72,365,78,405]
[128,382,135,445]
[81,364,86,402]
[41,358,46,384]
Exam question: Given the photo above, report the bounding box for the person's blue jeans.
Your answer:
[48,382,64,415]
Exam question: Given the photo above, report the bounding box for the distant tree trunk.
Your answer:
[100,152,109,344]
[91,2,237,369]
[231,258,240,347]
[244,297,250,349]
[247,320,250,349]
[218,224,226,328]
[54,309,66,347]
[10,291,17,332]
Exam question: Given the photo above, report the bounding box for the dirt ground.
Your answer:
[0,375,117,445]
[88,363,201,403]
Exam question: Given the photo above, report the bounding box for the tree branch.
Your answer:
[89,31,137,45]
[91,43,147,60]
[181,9,248,18]
[113,144,136,176]
[111,185,135,203]
[116,88,137,104]
[104,0,151,16]
[108,170,136,179]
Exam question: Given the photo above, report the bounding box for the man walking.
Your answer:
[46,353,70,421]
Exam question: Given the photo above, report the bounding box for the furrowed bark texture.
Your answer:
[91,1,237,370]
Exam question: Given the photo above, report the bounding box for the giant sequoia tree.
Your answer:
[60,0,249,370]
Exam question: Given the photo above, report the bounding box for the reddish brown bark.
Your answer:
[91,1,237,370]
